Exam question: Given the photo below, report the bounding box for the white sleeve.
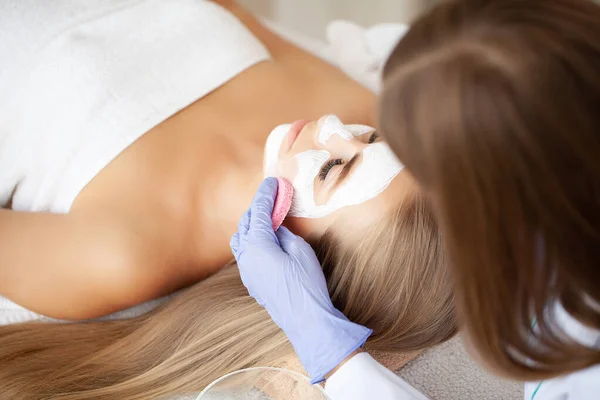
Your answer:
[524,364,600,400]
[325,352,429,400]
[523,304,600,400]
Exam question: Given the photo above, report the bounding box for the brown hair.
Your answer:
[0,192,454,399]
[380,0,600,381]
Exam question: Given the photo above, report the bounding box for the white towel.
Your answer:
[0,0,269,213]
[326,20,409,93]
[0,297,45,325]
[263,18,409,94]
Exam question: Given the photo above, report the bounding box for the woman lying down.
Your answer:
[0,0,455,398]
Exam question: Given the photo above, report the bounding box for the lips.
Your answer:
[286,119,309,151]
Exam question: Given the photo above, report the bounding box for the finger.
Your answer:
[275,226,307,253]
[230,232,240,258]
[237,208,251,237]
[249,178,278,230]
[248,178,279,243]
[276,228,323,286]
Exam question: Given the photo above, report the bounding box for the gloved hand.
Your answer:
[230,178,372,383]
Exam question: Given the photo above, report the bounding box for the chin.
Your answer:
[263,124,290,178]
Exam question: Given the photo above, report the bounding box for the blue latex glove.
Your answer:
[230,178,372,383]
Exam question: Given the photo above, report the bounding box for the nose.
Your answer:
[290,115,369,157]
[322,133,366,155]
[314,116,368,156]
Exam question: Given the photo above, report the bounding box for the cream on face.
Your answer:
[317,114,373,144]
[263,123,290,178]
[263,115,404,219]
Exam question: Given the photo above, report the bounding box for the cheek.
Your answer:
[275,157,300,183]
[275,155,320,207]
[285,150,331,218]
[314,181,333,206]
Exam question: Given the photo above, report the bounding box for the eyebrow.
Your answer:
[333,153,361,190]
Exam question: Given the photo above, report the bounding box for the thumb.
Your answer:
[276,227,312,255]
[248,178,278,243]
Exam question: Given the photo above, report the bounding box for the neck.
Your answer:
[211,140,266,230]
[188,132,266,268]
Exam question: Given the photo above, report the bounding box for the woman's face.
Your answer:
[264,115,413,238]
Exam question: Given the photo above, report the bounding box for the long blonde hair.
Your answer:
[0,192,455,399]
[380,0,600,381]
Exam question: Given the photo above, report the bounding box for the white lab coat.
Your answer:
[325,307,600,400]
[325,352,428,400]
[325,353,600,400]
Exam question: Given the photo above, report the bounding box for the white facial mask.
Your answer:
[262,115,404,219]
[290,142,403,218]
[317,115,376,144]
[263,123,290,177]
[317,115,355,144]
[262,116,372,178]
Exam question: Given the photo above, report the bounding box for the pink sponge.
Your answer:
[272,177,294,231]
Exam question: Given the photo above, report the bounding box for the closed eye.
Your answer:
[368,131,379,144]
[319,158,343,181]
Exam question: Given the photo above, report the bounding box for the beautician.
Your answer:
[230,0,600,399]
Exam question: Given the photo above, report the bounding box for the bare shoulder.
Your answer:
[0,208,192,320]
